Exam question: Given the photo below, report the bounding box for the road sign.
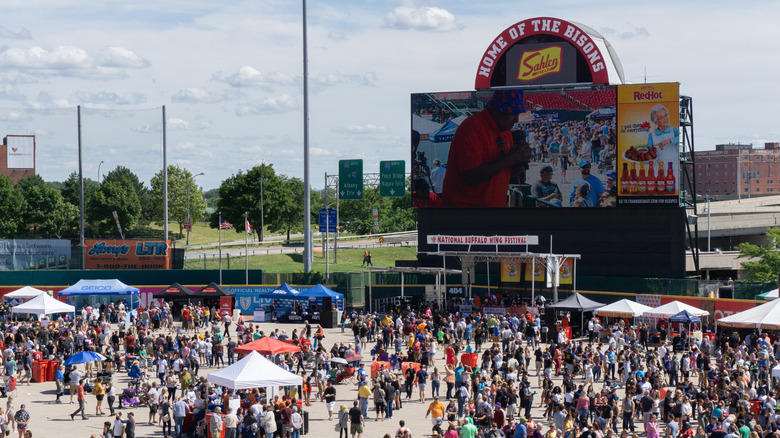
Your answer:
[318,209,337,233]
[339,159,363,200]
[379,160,405,197]
[183,222,192,230]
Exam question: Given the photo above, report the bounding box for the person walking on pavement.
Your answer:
[71,379,88,420]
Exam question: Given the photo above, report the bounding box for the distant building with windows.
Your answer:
[689,142,780,198]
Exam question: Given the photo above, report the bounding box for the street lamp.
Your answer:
[186,172,204,246]
[97,160,105,183]
[696,193,711,252]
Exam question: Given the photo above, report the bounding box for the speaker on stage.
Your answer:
[320,296,336,328]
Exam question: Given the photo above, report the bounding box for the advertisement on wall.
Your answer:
[616,83,680,205]
[5,135,35,169]
[0,239,71,270]
[84,239,172,270]
[500,260,521,282]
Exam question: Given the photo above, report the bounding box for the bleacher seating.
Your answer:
[524,92,585,110]
[566,89,616,110]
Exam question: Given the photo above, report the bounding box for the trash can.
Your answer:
[39,360,50,382]
[302,410,309,435]
[31,361,42,383]
[48,360,61,381]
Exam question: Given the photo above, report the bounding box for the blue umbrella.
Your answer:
[64,351,107,366]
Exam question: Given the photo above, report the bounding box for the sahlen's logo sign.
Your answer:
[518,46,562,81]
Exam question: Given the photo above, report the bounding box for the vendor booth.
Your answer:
[190,283,235,316]
[718,298,780,330]
[548,292,604,338]
[3,286,47,302]
[153,282,196,301]
[233,337,301,356]
[58,279,140,310]
[254,283,301,322]
[11,293,75,326]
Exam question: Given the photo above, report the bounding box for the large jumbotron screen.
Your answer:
[411,83,680,209]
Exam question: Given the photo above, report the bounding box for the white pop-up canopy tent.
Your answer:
[772,363,780,378]
[718,298,780,330]
[4,286,47,300]
[643,300,709,319]
[595,299,654,318]
[207,350,303,390]
[11,293,75,315]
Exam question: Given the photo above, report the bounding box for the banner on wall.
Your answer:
[84,239,172,270]
[525,258,545,282]
[0,239,71,270]
[220,297,233,316]
[500,260,521,282]
[559,259,574,285]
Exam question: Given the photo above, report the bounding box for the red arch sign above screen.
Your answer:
[475,17,609,89]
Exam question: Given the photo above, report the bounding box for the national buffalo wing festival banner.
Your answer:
[84,239,172,270]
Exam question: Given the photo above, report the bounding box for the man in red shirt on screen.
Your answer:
[442,89,530,207]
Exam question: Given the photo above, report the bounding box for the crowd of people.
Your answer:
[0,295,776,438]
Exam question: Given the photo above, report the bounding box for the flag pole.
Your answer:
[219,212,223,285]
[245,211,249,285]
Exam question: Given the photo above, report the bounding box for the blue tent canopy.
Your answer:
[668,310,701,324]
[59,279,139,296]
[429,116,465,143]
[296,284,343,301]
[267,283,300,297]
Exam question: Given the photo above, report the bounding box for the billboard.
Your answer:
[0,239,71,270]
[505,42,577,86]
[5,135,35,169]
[616,83,680,205]
[84,239,172,270]
[412,85,617,208]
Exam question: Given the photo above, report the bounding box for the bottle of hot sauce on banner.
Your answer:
[657,161,665,193]
[620,163,630,195]
[666,161,676,193]
[637,161,647,194]
[647,161,656,194]
[629,163,638,194]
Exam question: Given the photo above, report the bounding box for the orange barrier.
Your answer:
[401,362,421,374]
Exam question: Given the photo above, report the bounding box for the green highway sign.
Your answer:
[339,159,363,200]
[379,160,405,197]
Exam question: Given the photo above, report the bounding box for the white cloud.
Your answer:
[328,31,347,42]
[0,110,32,122]
[75,91,146,105]
[171,87,241,103]
[332,124,388,134]
[601,26,650,40]
[383,6,461,32]
[95,47,151,68]
[235,94,298,116]
[311,72,377,89]
[0,45,149,78]
[213,66,295,88]
[311,147,337,156]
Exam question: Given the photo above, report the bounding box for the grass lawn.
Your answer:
[184,246,418,273]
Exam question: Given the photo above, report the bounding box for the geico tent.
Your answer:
[59,279,140,296]
[4,286,47,300]
[718,298,780,330]
[11,293,75,315]
[207,350,303,390]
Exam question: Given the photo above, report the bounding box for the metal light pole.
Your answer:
[260,163,264,242]
[302,0,312,272]
[186,172,204,246]
[706,195,711,252]
[97,160,104,183]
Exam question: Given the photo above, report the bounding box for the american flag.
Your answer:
[219,216,233,230]
[245,218,252,235]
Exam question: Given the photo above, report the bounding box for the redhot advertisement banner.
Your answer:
[84,239,172,270]
[617,83,680,205]
[220,297,233,316]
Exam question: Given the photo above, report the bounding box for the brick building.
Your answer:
[690,142,780,198]
[1,135,36,184]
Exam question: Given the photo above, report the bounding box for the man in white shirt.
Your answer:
[209,407,224,438]
[112,412,126,438]
[223,407,239,438]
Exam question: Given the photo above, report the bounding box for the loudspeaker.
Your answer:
[320,296,336,328]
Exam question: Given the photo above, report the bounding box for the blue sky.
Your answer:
[1,0,778,190]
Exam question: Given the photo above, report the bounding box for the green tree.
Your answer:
[267,176,307,241]
[149,165,207,236]
[737,227,780,282]
[210,164,284,239]
[103,165,152,223]
[86,181,142,237]
[61,172,100,207]
[49,201,79,239]
[0,176,25,237]
[20,183,62,238]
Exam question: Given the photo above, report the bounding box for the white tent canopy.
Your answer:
[718,298,780,330]
[643,300,709,319]
[11,293,75,315]
[207,350,303,390]
[4,286,47,299]
[595,299,654,318]
[772,363,780,378]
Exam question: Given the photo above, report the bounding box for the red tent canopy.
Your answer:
[234,337,302,355]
